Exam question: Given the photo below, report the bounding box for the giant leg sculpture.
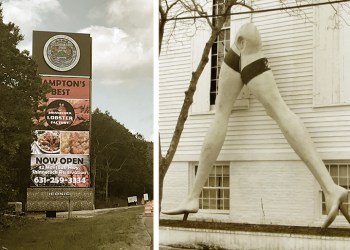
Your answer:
[236,23,350,228]
[163,22,350,228]
[162,48,244,219]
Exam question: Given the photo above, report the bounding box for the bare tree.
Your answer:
[99,154,127,203]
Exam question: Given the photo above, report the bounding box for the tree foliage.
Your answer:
[91,109,153,205]
[0,3,49,209]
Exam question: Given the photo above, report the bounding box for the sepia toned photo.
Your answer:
[2,0,350,249]
[0,0,153,249]
[159,0,350,249]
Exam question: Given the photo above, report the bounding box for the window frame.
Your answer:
[210,0,232,107]
[191,162,230,213]
[190,2,251,115]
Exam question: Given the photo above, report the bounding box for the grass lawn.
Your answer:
[0,206,152,250]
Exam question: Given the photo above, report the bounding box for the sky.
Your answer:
[2,0,154,140]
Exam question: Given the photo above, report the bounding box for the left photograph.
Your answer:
[0,0,153,249]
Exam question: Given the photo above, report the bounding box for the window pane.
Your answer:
[330,165,338,176]
[210,80,217,92]
[224,199,230,210]
[216,165,223,175]
[212,56,217,68]
[208,177,216,187]
[339,165,348,177]
[216,177,222,187]
[217,199,223,209]
[209,199,216,209]
[223,177,229,187]
[210,189,217,199]
[212,43,217,55]
[210,93,217,105]
[223,189,229,199]
[211,69,217,82]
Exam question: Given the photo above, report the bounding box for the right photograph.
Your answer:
[158,0,350,249]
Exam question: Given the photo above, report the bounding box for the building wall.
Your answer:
[159,0,350,227]
[229,161,317,226]
[160,227,350,250]
[162,160,330,227]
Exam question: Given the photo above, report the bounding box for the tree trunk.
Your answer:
[105,171,109,204]
[92,157,97,205]
[159,152,166,212]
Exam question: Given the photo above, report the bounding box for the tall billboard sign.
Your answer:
[27,31,93,211]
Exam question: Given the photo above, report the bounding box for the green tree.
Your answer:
[110,134,153,201]
[0,3,49,209]
[91,109,153,206]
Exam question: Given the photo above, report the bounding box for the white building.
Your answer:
[160,0,350,228]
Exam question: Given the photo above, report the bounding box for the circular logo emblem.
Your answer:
[43,35,80,71]
[45,100,75,130]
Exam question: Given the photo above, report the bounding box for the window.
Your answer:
[321,162,350,216]
[195,164,230,210]
[191,1,250,114]
[210,0,231,106]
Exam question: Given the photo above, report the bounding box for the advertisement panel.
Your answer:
[28,31,92,211]
[33,98,90,131]
[42,76,90,99]
[30,154,90,187]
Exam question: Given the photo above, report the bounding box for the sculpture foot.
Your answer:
[162,198,199,221]
[322,185,349,228]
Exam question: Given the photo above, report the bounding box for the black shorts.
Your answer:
[224,48,271,84]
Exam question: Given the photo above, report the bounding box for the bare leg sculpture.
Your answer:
[162,23,350,228]
[163,52,244,217]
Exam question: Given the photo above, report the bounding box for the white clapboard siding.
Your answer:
[159,16,193,156]
[159,0,350,159]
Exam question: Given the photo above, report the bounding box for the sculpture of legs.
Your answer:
[247,72,350,228]
[163,22,350,228]
[162,62,244,217]
[235,22,350,228]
